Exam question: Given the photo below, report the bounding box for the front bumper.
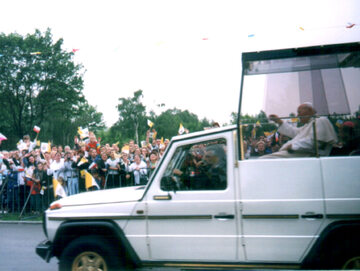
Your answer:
[36,240,53,262]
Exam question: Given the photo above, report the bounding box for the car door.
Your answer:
[144,133,242,262]
[239,158,325,262]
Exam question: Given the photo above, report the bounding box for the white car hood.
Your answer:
[55,186,146,207]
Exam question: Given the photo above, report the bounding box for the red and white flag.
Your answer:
[33,126,41,133]
[0,133,7,141]
[88,162,98,170]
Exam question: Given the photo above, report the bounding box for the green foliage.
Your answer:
[154,108,205,139]
[0,29,104,149]
[107,91,217,146]
[114,90,147,144]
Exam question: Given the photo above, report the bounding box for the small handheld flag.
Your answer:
[78,127,89,139]
[77,157,88,167]
[33,125,41,133]
[88,162,98,170]
[0,133,7,141]
[178,123,185,135]
[147,119,154,128]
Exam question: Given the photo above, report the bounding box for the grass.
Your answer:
[0,211,43,221]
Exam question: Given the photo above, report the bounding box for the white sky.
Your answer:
[1,0,359,127]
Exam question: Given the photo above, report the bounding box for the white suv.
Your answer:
[37,42,360,271]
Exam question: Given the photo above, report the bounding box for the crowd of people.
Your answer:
[1,104,359,216]
[0,129,169,215]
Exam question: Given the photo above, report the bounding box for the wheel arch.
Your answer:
[52,220,141,267]
[302,220,360,269]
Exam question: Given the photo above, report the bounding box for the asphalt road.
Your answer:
[0,223,285,271]
[0,222,58,271]
[0,222,178,271]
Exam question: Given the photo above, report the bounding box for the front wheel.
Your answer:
[59,235,121,271]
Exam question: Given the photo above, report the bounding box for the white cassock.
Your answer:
[264,117,337,158]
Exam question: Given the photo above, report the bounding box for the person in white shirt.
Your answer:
[47,152,64,180]
[128,154,147,185]
[263,103,337,158]
[105,150,120,188]
[0,157,7,186]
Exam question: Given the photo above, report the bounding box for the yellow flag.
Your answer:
[147,119,154,128]
[251,127,256,138]
[178,123,185,135]
[85,171,100,190]
[121,145,130,153]
[47,141,51,153]
[264,131,273,137]
[77,157,88,167]
[52,178,59,197]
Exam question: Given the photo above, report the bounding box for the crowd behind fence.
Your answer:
[0,131,167,218]
[1,116,360,218]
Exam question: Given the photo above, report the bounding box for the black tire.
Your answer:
[59,235,121,271]
[334,245,360,269]
[324,236,360,269]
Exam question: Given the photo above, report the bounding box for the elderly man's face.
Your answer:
[297,104,314,124]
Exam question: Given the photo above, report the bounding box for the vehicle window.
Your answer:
[161,139,227,191]
[240,48,360,159]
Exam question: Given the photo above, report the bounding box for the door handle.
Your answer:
[301,212,323,219]
[214,214,235,220]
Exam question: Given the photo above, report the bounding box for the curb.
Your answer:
[0,220,42,224]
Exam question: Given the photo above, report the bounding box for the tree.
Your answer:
[0,29,102,148]
[153,108,208,139]
[116,90,147,144]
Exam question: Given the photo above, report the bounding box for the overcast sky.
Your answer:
[1,0,359,127]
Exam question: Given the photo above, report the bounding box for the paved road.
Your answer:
[0,223,286,271]
[0,222,58,271]
[0,223,177,271]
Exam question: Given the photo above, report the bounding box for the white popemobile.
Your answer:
[37,42,360,271]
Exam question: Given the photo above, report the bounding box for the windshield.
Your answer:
[240,44,360,120]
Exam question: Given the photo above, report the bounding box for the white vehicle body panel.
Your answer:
[239,158,325,262]
[144,131,241,261]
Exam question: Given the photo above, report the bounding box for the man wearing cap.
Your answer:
[263,103,337,158]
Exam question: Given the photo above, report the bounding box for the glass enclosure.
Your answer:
[239,43,360,159]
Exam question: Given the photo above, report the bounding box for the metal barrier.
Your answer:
[0,174,53,218]
[0,166,155,219]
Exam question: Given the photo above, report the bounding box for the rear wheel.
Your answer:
[342,256,360,270]
[329,237,360,270]
[59,235,121,271]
